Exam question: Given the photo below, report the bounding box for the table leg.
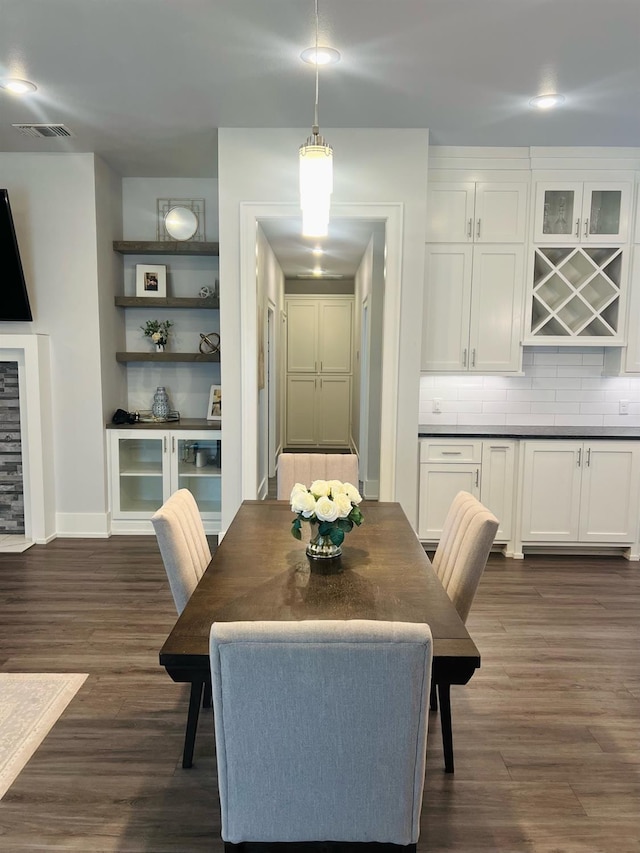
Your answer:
[183,679,204,769]
[437,682,454,774]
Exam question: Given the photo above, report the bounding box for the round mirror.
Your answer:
[164,206,199,241]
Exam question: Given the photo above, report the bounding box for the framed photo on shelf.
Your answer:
[207,385,222,420]
[136,264,167,297]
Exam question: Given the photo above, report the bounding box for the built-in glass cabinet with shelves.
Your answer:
[533,181,632,244]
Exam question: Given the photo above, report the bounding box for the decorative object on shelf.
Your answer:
[157,198,205,242]
[141,319,173,351]
[137,410,180,423]
[290,480,363,568]
[136,264,167,298]
[151,386,171,420]
[199,331,220,355]
[198,286,213,299]
[111,408,138,425]
[207,385,221,420]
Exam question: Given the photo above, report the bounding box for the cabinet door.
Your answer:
[474,183,528,243]
[110,431,170,519]
[623,246,640,372]
[171,432,222,522]
[579,442,640,542]
[418,463,481,540]
[317,376,351,446]
[480,441,515,541]
[533,182,584,243]
[286,300,318,372]
[318,300,353,373]
[582,182,631,244]
[421,245,473,371]
[426,182,475,243]
[469,246,523,372]
[521,441,582,541]
[286,376,318,445]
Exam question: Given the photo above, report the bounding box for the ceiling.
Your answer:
[2,0,639,277]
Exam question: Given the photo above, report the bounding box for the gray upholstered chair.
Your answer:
[210,619,433,851]
[151,488,212,768]
[430,490,499,772]
[276,452,359,500]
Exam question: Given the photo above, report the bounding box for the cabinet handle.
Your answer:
[172,436,175,453]
[467,218,473,239]
[163,436,167,453]
[490,445,510,449]
[584,218,589,237]
[441,451,462,455]
[475,468,479,488]
[586,447,591,467]
[476,218,481,239]
[575,219,580,238]
[471,348,476,367]
[463,348,468,367]
[577,448,582,467]
[320,361,323,372]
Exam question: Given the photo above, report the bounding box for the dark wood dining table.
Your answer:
[159,500,480,773]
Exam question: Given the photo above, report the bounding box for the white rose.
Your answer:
[334,493,353,519]
[151,331,161,342]
[327,480,345,497]
[290,482,308,501]
[343,482,362,504]
[315,496,339,522]
[291,491,316,517]
[310,479,330,498]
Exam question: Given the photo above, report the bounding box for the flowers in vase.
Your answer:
[290,479,363,547]
[141,319,173,347]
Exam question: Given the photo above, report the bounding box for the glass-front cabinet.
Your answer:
[109,427,221,533]
[533,181,632,244]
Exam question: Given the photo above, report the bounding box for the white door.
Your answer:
[480,441,516,541]
[474,183,528,243]
[317,376,352,446]
[422,245,473,371]
[418,463,481,540]
[110,431,169,519]
[286,375,317,445]
[469,246,524,372]
[426,182,475,243]
[579,442,640,542]
[318,300,353,373]
[581,182,632,243]
[533,182,584,244]
[286,301,318,372]
[521,441,582,540]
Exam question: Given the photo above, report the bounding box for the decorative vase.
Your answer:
[152,386,170,419]
[155,343,165,352]
[306,522,343,569]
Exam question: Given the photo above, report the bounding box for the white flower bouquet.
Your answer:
[290,479,364,548]
[141,319,173,346]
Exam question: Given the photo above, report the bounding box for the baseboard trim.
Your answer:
[55,512,111,538]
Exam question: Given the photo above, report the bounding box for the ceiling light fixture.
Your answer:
[299,0,333,238]
[301,46,341,66]
[529,93,565,110]
[0,78,37,95]
[312,246,323,255]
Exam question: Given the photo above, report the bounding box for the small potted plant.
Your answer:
[141,319,173,352]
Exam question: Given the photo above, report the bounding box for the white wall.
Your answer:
[218,128,429,528]
[122,178,218,241]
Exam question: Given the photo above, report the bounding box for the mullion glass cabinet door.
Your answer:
[116,435,165,515]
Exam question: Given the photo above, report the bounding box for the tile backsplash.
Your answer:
[419,348,640,427]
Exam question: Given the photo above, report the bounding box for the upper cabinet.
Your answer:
[426,182,528,244]
[533,181,632,245]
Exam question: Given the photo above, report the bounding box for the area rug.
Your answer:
[0,672,88,799]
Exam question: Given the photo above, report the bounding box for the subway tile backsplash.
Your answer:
[419,348,640,427]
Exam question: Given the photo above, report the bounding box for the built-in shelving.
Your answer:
[113,240,219,256]
[115,296,219,309]
[116,352,220,363]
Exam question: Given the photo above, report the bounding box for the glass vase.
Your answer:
[306,522,343,564]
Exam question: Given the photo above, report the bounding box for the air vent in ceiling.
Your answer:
[296,273,344,279]
[12,123,75,139]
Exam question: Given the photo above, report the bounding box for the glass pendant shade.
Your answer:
[299,139,333,237]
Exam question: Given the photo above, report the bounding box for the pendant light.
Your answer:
[299,0,333,238]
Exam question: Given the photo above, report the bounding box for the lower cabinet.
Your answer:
[286,375,351,446]
[521,440,640,544]
[418,439,515,544]
[109,427,222,534]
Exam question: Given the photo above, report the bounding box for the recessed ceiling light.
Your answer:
[312,246,323,256]
[312,266,323,276]
[301,46,341,66]
[0,78,38,95]
[529,93,565,110]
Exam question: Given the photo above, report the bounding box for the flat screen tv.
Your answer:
[0,188,33,321]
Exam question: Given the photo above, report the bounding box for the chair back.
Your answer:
[210,619,432,846]
[276,452,359,500]
[150,489,211,614]
[432,491,499,623]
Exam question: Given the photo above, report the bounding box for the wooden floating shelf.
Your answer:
[116,352,220,363]
[113,240,219,256]
[115,296,219,309]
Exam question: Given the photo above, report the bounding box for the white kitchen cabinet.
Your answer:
[621,246,640,371]
[521,440,640,544]
[109,427,222,533]
[422,245,524,372]
[427,182,528,243]
[286,298,352,374]
[286,375,352,447]
[533,181,632,244]
[418,439,515,543]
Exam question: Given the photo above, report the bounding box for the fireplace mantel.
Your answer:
[0,334,55,544]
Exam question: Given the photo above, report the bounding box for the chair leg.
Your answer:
[182,679,204,769]
[437,681,454,774]
[430,679,438,712]
[202,678,212,709]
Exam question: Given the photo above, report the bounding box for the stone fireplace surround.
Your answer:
[0,335,55,550]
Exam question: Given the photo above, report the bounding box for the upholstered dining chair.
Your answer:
[210,619,433,852]
[276,452,359,500]
[150,488,212,768]
[430,490,499,773]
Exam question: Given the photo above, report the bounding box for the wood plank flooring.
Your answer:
[0,539,638,851]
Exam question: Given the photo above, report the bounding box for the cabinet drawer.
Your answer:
[419,440,482,463]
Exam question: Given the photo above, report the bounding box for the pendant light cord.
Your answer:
[313,0,319,132]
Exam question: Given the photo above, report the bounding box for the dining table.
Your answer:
[159,500,480,773]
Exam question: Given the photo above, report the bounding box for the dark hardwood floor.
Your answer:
[0,538,638,852]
